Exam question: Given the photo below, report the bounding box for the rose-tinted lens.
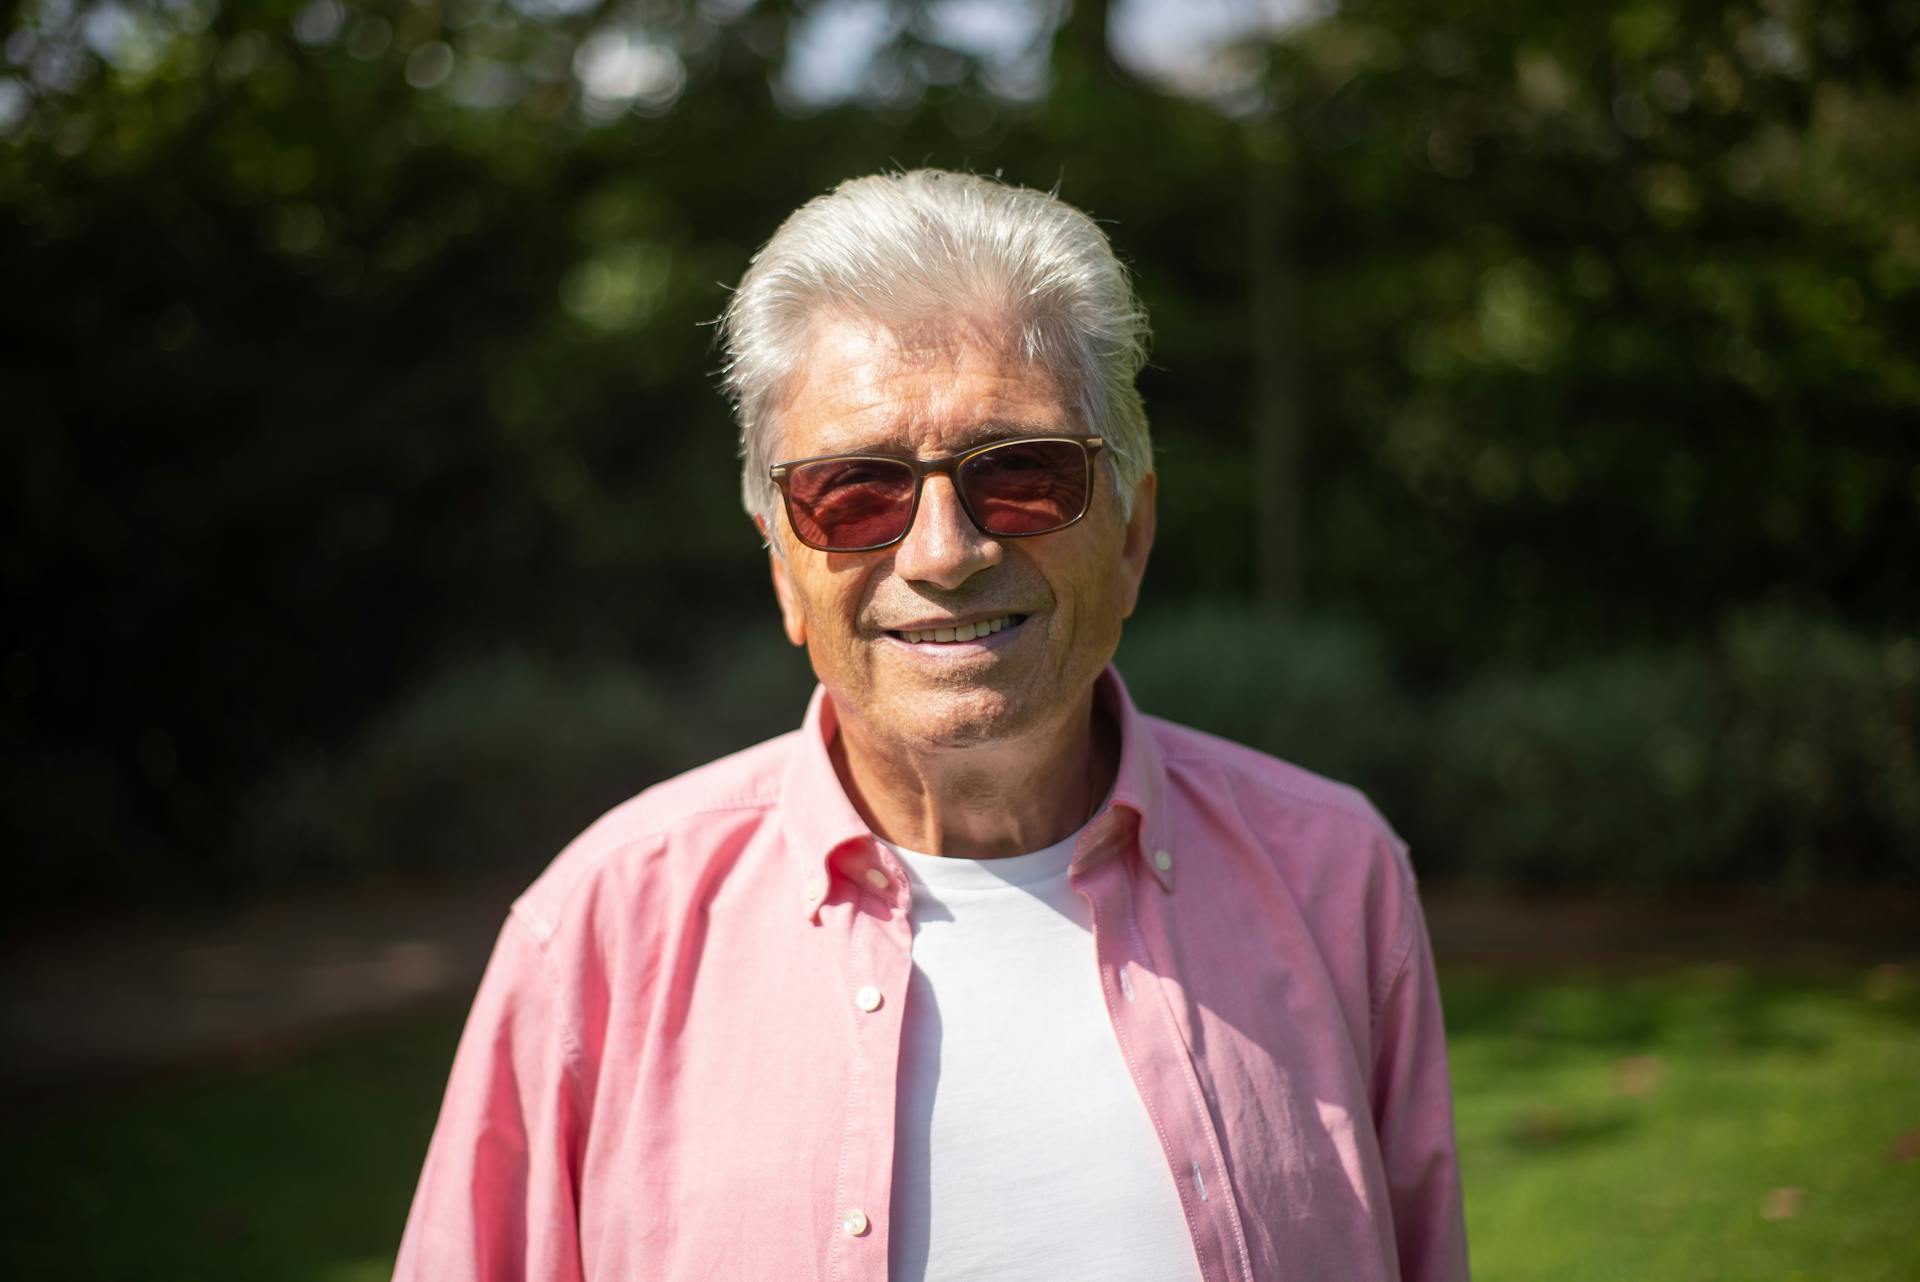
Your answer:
[785,456,917,549]
[958,439,1090,535]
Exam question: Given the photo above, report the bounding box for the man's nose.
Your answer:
[892,475,1002,589]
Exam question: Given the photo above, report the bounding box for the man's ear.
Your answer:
[756,515,808,648]
[1117,471,1156,620]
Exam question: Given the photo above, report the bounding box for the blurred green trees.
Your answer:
[2,0,1915,911]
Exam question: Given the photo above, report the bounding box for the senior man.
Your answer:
[395,170,1468,1282]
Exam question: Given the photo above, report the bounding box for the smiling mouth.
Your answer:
[885,614,1026,645]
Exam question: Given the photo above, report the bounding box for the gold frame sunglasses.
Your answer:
[769,434,1106,553]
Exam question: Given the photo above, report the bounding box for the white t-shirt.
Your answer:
[880,828,1200,1281]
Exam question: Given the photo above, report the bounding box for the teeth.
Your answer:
[901,615,1015,644]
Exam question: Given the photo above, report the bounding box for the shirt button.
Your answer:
[842,1208,870,1236]
[854,984,883,1012]
[1153,849,1174,872]
[804,873,828,901]
[863,867,891,891]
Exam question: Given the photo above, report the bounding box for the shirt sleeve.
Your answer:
[393,911,588,1282]
[1370,880,1471,1282]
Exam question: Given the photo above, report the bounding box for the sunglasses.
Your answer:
[769,434,1106,553]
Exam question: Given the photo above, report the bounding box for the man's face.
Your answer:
[763,318,1155,752]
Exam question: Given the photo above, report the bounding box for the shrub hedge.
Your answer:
[242,606,1917,890]
[1119,604,1917,886]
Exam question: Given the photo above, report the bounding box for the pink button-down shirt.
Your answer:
[395,668,1469,1282]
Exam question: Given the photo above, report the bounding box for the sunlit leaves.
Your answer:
[559,241,671,330]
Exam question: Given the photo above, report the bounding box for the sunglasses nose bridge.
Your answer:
[913,466,973,530]
[908,457,983,534]
[893,466,1001,584]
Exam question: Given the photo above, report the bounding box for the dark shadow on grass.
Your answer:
[1439,964,1920,1062]
[1503,1105,1637,1152]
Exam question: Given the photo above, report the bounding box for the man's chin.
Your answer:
[871,685,1038,751]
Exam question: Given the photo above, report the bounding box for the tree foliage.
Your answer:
[2,0,1915,908]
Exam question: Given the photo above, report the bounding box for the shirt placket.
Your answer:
[824,839,914,1282]
[1077,852,1256,1282]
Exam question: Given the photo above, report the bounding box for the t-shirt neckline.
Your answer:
[877,826,1083,892]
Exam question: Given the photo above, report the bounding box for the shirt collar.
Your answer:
[1086,665,1174,892]
[782,665,1173,920]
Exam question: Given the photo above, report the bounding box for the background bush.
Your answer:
[232,603,1913,896]
[1716,610,1920,882]
[1422,608,1920,886]
[1117,604,1421,827]
[242,655,695,887]
[240,632,817,889]
[1422,644,1747,885]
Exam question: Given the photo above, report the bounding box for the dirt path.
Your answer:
[1,876,518,1098]
[4,878,1916,1099]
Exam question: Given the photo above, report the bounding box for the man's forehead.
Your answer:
[775,315,1072,457]
[798,313,1031,381]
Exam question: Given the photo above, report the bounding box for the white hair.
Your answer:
[718,169,1153,538]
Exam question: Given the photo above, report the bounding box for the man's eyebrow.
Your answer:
[805,419,1069,458]
[947,419,1068,450]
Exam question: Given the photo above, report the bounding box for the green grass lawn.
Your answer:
[1447,965,1920,1281]
[0,1010,465,1282]
[3,966,1916,1281]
